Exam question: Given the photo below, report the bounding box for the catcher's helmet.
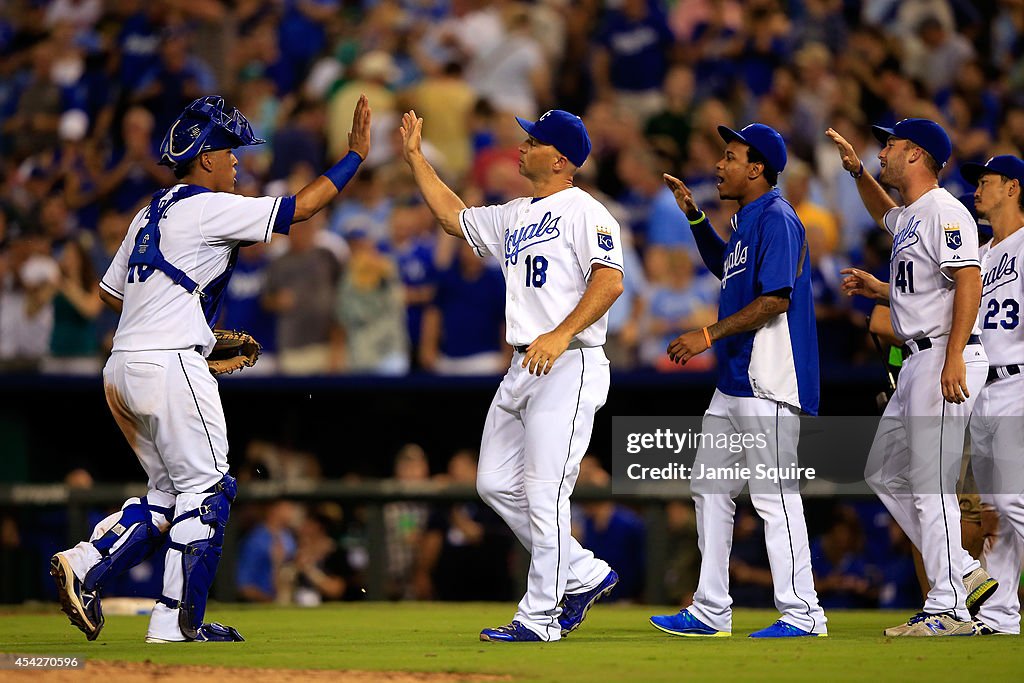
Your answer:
[158,96,265,169]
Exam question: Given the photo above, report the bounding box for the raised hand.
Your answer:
[399,110,424,163]
[348,94,371,160]
[825,127,862,176]
[840,267,887,300]
[663,173,702,221]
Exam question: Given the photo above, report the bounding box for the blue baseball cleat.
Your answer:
[559,569,619,636]
[749,619,826,638]
[480,620,543,642]
[649,609,730,637]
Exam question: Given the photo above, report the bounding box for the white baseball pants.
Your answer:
[687,390,827,635]
[971,373,1024,634]
[865,339,988,620]
[476,347,612,641]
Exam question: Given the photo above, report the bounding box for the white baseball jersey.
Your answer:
[978,229,1024,366]
[101,187,290,355]
[459,187,624,347]
[883,188,981,341]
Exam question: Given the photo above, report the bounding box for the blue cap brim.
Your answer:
[871,125,896,146]
[959,162,990,187]
[717,125,747,149]
[516,116,539,142]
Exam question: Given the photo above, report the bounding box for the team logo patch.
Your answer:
[597,226,614,251]
[944,223,962,249]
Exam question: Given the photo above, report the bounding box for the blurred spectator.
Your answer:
[810,505,876,609]
[420,240,507,375]
[218,242,278,373]
[413,450,514,601]
[639,247,717,371]
[411,63,478,180]
[603,220,647,370]
[327,168,394,243]
[663,500,700,606]
[467,3,549,119]
[87,209,126,354]
[591,0,676,122]
[287,503,355,606]
[328,50,398,165]
[237,499,298,604]
[263,212,341,375]
[44,236,101,374]
[388,205,437,366]
[132,27,211,138]
[239,439,323,484]
[383,444,431,600]
[4,41,61,160]
[573,457,646,602]
[729,505,775,608]
[644,65,697,164]
[268,99,327,182]
[0,238,59,371]
[877,518,922,609]
[335,231,409,375]
[102,106,172,214]
[904,14,974,95]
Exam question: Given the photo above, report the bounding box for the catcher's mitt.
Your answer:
[207,329,261,375]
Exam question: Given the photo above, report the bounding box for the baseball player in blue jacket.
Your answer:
[649,123,827,638]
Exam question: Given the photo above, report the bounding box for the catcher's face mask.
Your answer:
[159,96,265,169]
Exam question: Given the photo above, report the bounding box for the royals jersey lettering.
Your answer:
[883,188,981,341]
[458,186,624,347]
[101,186,294,354]
[978,229,1024,366]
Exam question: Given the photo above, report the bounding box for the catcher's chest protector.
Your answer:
[128,186,213,299]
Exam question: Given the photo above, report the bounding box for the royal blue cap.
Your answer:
[960,154,1024,187]
[871,118,952,168]
[717,123,788,174]
[515,110,592,168]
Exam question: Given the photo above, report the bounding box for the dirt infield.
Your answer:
[6,660,510,682]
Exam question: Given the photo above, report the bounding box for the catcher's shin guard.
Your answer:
[83,494,175,592]
[159,475,237,640]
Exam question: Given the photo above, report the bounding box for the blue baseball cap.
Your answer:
[960,154,1024,187]
[871,118,952,168]
[717,123,787,175]
[515,110,592,168]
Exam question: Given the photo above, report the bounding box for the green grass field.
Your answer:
[2,603,1023,682]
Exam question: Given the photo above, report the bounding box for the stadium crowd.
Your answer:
[2,0,1022,375]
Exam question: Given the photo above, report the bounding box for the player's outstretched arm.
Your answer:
[521,265,624,376]
[664,173,726,279]
[840,267,889,302]
[667,294,788,365]
[293,94,371,223]
[825,127,896,227]
[400,110,466,239]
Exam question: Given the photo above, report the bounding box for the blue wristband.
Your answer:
[324,151,363,191]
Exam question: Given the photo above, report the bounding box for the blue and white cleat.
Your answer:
[649,609,730,637]
[559,569,619,636]
[145,622,245,644]
[479,621,543,642]
[50,553,104,641]
[749,619,826,638]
